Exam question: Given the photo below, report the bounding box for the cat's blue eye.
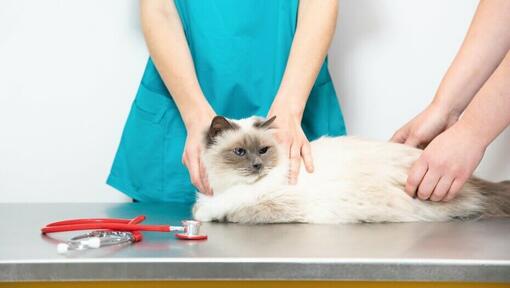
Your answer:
[259,146,269,155]
[234,147,246,156]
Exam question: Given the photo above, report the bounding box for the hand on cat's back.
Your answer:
[391,103,485,202]
[405,124,485,202]
[267,112,314,185]
[391,103,457,148]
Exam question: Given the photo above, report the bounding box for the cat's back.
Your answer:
[300,136,421,183]
[310,136,421,164]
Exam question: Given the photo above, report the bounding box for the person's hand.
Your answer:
[405,123,486,201]
[182,112,215,195]
[267,109,313,185]
[391,102,459,148]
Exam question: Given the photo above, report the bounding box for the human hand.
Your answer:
[182,112,215,195]
[391,102,459,148]
[405,123,486,201]
[267,108,313,185]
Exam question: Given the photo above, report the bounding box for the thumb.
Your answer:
[404,135,422,148]
[390,128,408,144]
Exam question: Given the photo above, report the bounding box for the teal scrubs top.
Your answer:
[107,0,346,203]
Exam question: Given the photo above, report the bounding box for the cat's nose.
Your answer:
[252,163,262,170]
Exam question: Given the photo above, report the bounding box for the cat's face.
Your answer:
[203,116,280,188]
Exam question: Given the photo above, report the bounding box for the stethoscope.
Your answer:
[41,215,207,253]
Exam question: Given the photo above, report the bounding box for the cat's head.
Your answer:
[202,116,282,193]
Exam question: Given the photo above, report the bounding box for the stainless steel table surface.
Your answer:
[0,203,509,282]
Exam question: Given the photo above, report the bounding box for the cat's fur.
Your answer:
[193,116,510,224]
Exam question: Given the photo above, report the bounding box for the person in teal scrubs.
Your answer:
[107,0,346,202]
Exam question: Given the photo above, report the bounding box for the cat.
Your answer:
[192,116,510,224]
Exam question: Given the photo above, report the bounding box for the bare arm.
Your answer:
[392,0,510,146]
[390,0,510,201]
[456,50,510,152]
[407,49,510,202]
[434,0,510,116]
[268,0,339,184]
[140,0,214,194]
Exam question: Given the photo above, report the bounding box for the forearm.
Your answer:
[140,0,214,129]
[271,0,338,118]
[455,49,510,148]
[433,0,510,117]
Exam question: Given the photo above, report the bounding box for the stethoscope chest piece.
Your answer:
[175,220,208,240]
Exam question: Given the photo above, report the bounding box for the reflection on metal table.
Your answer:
[0,203,509,283]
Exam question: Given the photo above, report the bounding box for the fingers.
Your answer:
[392,125,421,147]
[404,135,422,148]
[271,119,313,184]
[390,128,407,144]
[199,157,213,195]
[429,176,453,202]
[444,178,465,202]
[416,169,441,200]
[391,125,427,148]
[199,157,213,196]
[405,160,427,198]
[184,150,205,194]
[301,142,314,173]
[409,163,462,202]
[289,143,301,185]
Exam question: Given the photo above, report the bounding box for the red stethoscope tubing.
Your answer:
[128,216,144,242]
[46,217,144,227]
[40,215,167,235]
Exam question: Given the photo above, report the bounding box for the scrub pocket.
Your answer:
[108,82,197,202]
[131,85,171,191]
[108,84,171,201]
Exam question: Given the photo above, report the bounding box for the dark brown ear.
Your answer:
[254,115,277,129]
[206,116,235,146]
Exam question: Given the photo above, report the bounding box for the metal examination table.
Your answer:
[0,203,509,287]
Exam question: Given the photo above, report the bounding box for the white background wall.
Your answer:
[0,0,508,203]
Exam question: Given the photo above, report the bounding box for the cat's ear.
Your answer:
[207,116,235,145]
[254,115,276,129]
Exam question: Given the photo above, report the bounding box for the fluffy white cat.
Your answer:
[193,116,510,224]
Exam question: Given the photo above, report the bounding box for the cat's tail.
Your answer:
[472,178,510,217]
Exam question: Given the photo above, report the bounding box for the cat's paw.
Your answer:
[192,202,216,222]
